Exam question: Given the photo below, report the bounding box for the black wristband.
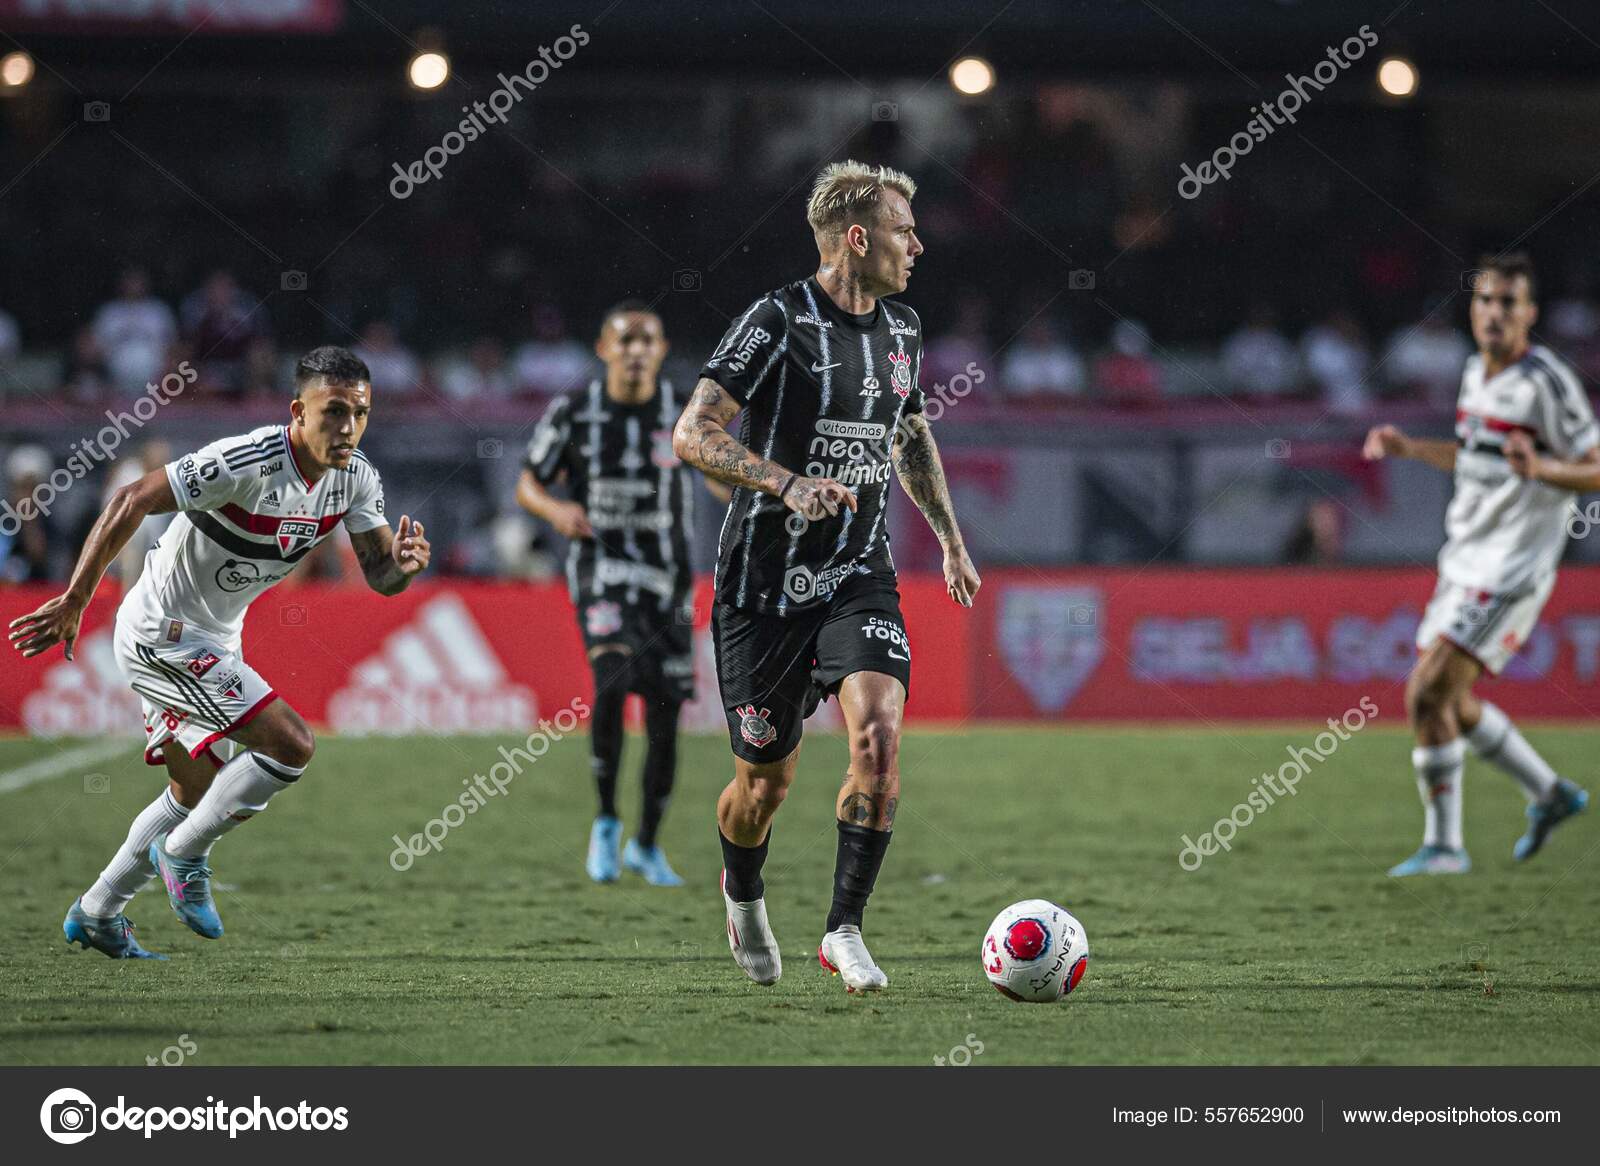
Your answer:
[778,472,797,500]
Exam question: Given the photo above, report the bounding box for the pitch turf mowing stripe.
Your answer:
[0,739,129,795]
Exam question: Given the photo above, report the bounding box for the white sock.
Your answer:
[1412,739,1466,851]
[164,752,305,859]
[1467,701,1558,803]
[81,788,190,918]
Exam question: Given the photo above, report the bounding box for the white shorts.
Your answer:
[1415,573,1555,675]
[112,619,276,768]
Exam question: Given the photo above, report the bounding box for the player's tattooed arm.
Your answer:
[8,467,176,660]
[672,378,788,493]
[348,516,431,596]
[893,413,981,607]
[675,379,860,518]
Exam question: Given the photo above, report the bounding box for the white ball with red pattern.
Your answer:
[981,899,1089,1003]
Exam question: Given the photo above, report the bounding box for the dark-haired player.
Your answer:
[518,302,728,886]
[1364,253,1596,875]
[673,161,981,991]
[10,346,430,957]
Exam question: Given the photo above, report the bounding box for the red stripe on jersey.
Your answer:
[219,503,347,536]
[1456,408,1541,438]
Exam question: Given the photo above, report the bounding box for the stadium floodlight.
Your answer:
[408,51,450,91]
[1377,56,1418,98]
[950,56,996,96]
[0,51,34,89]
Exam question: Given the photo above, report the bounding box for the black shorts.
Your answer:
[712,570,912,764]
[577,595,695,702]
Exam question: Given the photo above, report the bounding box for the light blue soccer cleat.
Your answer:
[623,838,685,887]
[586,816,622,883]
[149,834,224,938]
[1387,845,1472,877]
[63,898,166,960]
[1514,779,1588,862]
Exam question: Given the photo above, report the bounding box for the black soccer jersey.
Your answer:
[525,379,696,610]
[700,277,925,616]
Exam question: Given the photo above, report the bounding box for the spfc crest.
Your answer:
[996,585,1105,712]
[887,350,912,399]
[736,704,776,748]
[276,518,320,557]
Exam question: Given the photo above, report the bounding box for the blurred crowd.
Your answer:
[6,76,1600,585]
[11,265,1600,415]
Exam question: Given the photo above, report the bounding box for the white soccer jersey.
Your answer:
[117,425,387,651]
[1441,345,1599,593]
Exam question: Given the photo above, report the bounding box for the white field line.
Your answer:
[0,739,131,795]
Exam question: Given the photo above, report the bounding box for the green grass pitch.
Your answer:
[2,724,1597,1065]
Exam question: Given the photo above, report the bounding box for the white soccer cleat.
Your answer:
[722,870,782,986]
[818,925,888,993]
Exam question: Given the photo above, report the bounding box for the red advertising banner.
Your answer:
[1,567,1595,739]
[971,567,1600,721]
[0,1,344,34]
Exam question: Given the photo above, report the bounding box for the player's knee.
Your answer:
[1406,670,1454,727]
[263,721,315,770]
[739,761,793,815]
[750,778,789,815]
[849,710,901,776]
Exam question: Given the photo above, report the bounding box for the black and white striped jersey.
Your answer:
[525,379,696,611]
[701,277,925,616]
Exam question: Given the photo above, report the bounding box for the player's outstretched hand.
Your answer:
[783,476,858,522]
[1362,424,1407,461]
[549,501,594,540]
[944,543,981,608]
[1503,430,1541,480]
[7,593,85,660]
[393,515,432,576]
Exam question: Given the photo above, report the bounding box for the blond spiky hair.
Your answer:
[806,160,917,240]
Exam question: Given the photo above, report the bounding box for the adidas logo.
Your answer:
[327,594,537,733]
[261,489,281,509]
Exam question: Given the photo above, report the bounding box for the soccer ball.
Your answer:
[981,899,1089,1003]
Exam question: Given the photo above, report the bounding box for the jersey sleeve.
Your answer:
[164,440,253,513]
[1536,358,1599,459]
[699,295,787,405]
[343,460,388,533]
[525,394,574,484]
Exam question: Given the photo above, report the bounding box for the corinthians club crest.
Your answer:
[887,350,912,399]
[736,704,776,748]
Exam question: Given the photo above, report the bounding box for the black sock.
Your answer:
[719,827,769,902]
[589,653,630,819]
[826,822,891,932]
[637,695,681,849]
